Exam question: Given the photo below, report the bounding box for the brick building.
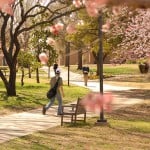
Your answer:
[59,49,95,66]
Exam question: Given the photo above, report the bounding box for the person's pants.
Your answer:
[45,93,62,114]
[83,73,88,86]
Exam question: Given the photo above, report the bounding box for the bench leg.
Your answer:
[61,115,63,126]
[84,112,86,122]
[74,114,77,123]
[71,115,73,122]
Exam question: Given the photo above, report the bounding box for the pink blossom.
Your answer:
[72,0,108,16]
[73,0,108,16]
[39,52,48,64]
[73,0,82,8]
[0,0,15,16]
[102,22,110,32]
[112,6,121,15]
[82,0,108,7]
[81,92,113,113]
[85,1,102,17]
[49,23,64,35]
[49,26,58,35]
[66,24,77,34]
[55,23,64,31]
[88,0,108,16]
[85,4,99,17]
[46,37,55,46]
[2,4,13,16]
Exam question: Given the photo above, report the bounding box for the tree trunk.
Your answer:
[77,49,83,70]
[65,42,70,67]
[21,67,24,86]
[28,66,31,78]
[6,66,17,96]
[92,51,100,76]
[36,68,40,83]
[48,66,50,78]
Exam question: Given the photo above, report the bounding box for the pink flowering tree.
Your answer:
[0,0,81,96]
[105,7,150,63]
[0,0,15,16]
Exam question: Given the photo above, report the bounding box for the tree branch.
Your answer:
[18,7,82,34]
[1,16,12,66]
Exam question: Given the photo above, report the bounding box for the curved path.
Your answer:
[0,66,145,143]
[44,66,144,108]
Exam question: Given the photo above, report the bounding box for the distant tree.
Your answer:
[17,51,40,86]
[30,27,58,79]
[66,9,113,75]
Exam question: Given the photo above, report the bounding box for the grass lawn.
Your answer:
[69,64,141,75]
[0,101,149,150]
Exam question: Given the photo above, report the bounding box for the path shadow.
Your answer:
[111,89,150,100]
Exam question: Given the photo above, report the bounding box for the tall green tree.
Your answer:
[30,27,58,79]
[17,51,40,86]
[66,9,112,75]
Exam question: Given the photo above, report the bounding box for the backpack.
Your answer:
[47,77,60,99]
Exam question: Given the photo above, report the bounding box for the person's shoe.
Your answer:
[42,105,46,115]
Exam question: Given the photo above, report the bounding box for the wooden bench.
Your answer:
[61,98,86,126]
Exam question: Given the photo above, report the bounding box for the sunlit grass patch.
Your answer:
[70,64,140,76]
[110,119,150,133]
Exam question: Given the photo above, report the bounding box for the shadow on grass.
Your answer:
[0,91,8,100]
[18,85,48,90]
[64,122,91,128]
[105,75,150,83]
[0,90,46,111]
[112,89,150,100]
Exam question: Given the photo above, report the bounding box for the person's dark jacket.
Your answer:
[82,66,89,74]
[53,63,58,70]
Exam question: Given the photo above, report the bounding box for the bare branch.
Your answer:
[18,7,82,34]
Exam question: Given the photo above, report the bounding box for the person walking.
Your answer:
[82,65,90,86]
[53,63,58,75]
[42,68,64,115]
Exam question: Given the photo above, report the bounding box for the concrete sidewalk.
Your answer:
[0,67,144,143]
[0,107,62,143]
[71,81,144,109]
